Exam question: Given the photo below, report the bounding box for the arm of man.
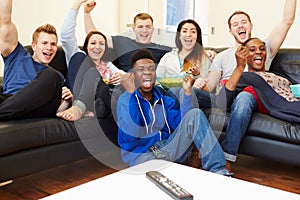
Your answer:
[216,46,248,109]
[83,0,113,49]
[225,46,248,91]
[267,0,296,57]
[0,0,18,57]
[199,70,222,92]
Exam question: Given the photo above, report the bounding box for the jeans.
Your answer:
[135,109,229,175]
[222,92,257,162]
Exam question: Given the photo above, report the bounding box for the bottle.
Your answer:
[103,68,112,84]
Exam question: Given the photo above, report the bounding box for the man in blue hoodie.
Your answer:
[117,49,232,176]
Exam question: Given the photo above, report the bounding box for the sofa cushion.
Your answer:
[206,108,300,145]
[0,117,103,157]
[269,48,300,84]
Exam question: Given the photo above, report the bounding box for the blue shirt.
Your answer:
[2,43,47,94]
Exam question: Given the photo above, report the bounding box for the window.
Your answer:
[164,0,209,46]
[166,0,194,32]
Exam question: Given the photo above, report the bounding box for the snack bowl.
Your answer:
[290,84,300,98]
[157,77,184,89]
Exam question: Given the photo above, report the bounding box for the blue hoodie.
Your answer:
[117,86,192,166]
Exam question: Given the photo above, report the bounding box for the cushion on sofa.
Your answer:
[206,108,300,145]
[0,117,105,157]
[269,48,300,84]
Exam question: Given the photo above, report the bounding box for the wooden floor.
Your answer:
[0,154,299,199]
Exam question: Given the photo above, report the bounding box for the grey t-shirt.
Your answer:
[209,39,273,81]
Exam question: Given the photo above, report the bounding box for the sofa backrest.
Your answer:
[269,48,300,84]
[24,45,68,78]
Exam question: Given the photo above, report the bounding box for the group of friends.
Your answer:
[0,0,298,176]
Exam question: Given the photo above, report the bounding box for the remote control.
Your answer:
[149,145,166,159]
[146,171,193,200]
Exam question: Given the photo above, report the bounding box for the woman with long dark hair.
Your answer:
[156,19,211,79]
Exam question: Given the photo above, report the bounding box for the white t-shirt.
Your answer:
[209,39,273,81]
[156,48,211,78]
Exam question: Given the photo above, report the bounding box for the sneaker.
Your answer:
[226,160,233,174]
[215,168,234,177]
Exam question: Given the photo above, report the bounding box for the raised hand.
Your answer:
[84,0,96,14]
[120,72,136,93]
[182,75,195,96]
[72,0,88,10]
[235,45,248,70]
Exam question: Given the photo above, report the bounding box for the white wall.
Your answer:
[0,0,119,76]
[12,0,119,45]
[1,0,299,75]
[2,0,300,47]
[115,0,300,48]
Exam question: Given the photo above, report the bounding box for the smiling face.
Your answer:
[31,32,57,66]
[86,33,106,64]
[179,23,198,52]
[133,18,154,44]
[133,58,156,96]
[244,38,266,72]
[229,13,253,44]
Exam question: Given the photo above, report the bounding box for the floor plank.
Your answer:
[0,154,299,199]
[233,155,300,194]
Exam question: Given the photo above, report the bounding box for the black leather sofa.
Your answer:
[207,48,300,166]
[0,46,121,183]
[0,46,299,184]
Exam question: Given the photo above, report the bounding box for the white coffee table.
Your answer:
[41,159,300,200]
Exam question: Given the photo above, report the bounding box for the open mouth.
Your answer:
[140,34,149,39]
[254,56,263,65]
[43,52,53,59]
[238,30,247,38]
[184,38,193,44]
[92,50,102,55]
[142,79,152,87]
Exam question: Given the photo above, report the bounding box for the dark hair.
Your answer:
[175,19,205,71]
[130,49,155,67]
[82,31,108,55]
[32,23,57,43]
[242,37,264,46]
[228,11,252,29]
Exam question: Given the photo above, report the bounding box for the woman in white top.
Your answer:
[157,19,212,109]
[156,19,211,80]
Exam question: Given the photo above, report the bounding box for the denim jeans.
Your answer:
[222,92,257,162]
[135,109,229,175]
